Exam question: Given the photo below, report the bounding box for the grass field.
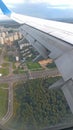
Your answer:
[26,62,42,70]
[0,83,8,119]
[2,63,10,68]
[12,63,16,69]
[4,56,9,62]
[4,55,15,62]
[13,68,25,74]
[0,68,9,76]
[0,83,8,88]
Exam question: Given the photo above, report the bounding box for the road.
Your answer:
[0,69,60,83]
[0,47,61,125]
[0,74,27,83]
[0,69,60,125]
[0,47,5,65]
[29,69,60,79]
[0,82,13,125]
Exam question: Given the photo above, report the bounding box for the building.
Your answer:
[0,37,4,44]
[0,26,22,45]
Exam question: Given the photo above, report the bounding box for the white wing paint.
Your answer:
[1,0,73,114]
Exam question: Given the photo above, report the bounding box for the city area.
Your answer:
[0,25,73,130]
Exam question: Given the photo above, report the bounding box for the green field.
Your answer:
[0,83,8,88]
[4,55,15,62]
[2,63,10,68]
[13,68,25,74]
[12,63,16,69]
[0,84,8,119]
[4,55,9,62]
[0,68,9,76]
[26,62,42,70]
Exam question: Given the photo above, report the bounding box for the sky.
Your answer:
[2,0,73,8]
[0,0,73,20]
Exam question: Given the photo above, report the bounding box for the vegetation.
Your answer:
[26,62,42,70]
[4,55,9,62]
[13,67,25,74]
[8,77,71,130]
[0,83,8,119]
[12,63,16,69]
[0,83,8,88]
[2,63,9,68]
[4,55,15,62]
[0,68,9,76]
[0,48,2,55]
[8,30,13,33]
[46,62,57,68]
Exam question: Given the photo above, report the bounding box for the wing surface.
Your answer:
[1,0,73,114]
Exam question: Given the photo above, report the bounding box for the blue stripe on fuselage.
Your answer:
[0,0,11,15]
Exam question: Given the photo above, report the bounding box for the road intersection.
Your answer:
[0,46,60,125]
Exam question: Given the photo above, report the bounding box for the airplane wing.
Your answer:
[1,0,73,114]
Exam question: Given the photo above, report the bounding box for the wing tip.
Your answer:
[0,0,11,15]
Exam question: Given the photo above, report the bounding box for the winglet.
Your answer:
[0,0,24,24]
[0,0,11,15]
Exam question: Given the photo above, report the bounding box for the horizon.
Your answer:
[0,0,73,21]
